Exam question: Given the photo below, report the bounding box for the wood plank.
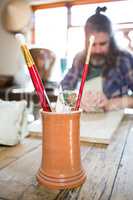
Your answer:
[0,146,7,152]
[0,144,59,200]
[110,116,133,200]
[78,118,132,200]
[80,110,124,144]
[0,137,41,169]
[32,0,116,11]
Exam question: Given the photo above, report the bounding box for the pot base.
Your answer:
[37,168,86,189]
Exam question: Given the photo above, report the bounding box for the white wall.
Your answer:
[0,0,25,76]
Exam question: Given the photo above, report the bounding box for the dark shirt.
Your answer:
[61,50,133,99]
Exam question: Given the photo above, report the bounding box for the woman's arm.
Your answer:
[81,91,133,112]
[104,96,133,111]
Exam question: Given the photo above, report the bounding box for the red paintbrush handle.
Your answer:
[33,64,44,91]
[75,63,88,110]
[28,65,51,112]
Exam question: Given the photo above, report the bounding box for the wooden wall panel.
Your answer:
[32,0,124,11]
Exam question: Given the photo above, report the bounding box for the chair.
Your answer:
[29,48,56,83]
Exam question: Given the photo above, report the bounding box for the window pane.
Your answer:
[34,7,67,82]
[35,7,67,56]
[67,27,84,68]
[71,1,133,26]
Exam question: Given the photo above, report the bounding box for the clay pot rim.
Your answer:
[40,109,82,115]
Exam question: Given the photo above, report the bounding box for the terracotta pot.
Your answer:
[36,110,86,189]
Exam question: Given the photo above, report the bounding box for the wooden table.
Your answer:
[0,115,133,200]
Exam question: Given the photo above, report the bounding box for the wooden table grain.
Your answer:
[0,115,133,200]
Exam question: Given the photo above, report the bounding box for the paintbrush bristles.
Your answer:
[85,35,95,65]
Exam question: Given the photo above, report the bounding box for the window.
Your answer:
[34,7,67,81]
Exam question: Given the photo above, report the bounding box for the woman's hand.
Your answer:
[81,91,108,112]
[81,91,133,112]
